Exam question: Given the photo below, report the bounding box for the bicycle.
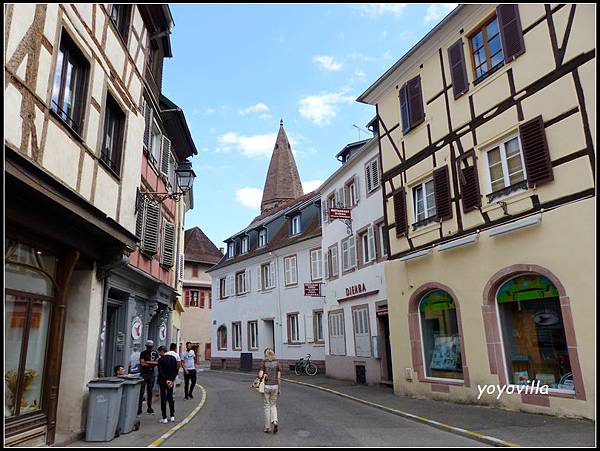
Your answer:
[294,353,318,376]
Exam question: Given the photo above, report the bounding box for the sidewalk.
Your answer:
[281,373,595,447]
[67,373,203,447]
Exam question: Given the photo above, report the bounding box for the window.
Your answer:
[288,314,299,343]
[353,307,371,357]
[232,322,242,350]
[51,30,89,135]
[328,244,339,279]
[159,220,176,268]
[360,226,376,264]
[413,179,437,224]
[291,215,301,235]
[366,157,380,193]
[419,290,463,380]
[217,325,227,350]
[192,266,199,277]
[469,16,504,83]
[497,275,574,391]
[261,262,275,290]
[219,278,226,299]
[345,178,358,207]
[310,249,323,281]
[190,290,199,307]
[485,135,527,199]
[313,311,324,343]
[149,121,162,166]
[227,243,235,259]
[284,255,297,286]
[108,4,132,43]
[341,236,357,272]
[235,271,247,295]
[241,236,249,254]
[248,321,259,350]
[329,311,346,356]
[200,291,206,308]
[258,229,267,247]
[378,223,389,257]
[100,94,125,176]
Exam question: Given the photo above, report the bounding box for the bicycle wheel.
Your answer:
[305,362,318,376]
[294,363,303,376]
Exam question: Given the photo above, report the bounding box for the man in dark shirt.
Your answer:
[138,340,159,415]
[157,346,178,423]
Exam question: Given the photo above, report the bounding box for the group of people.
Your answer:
[119,340,198,424]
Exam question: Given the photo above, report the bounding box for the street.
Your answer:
[164,371,487,447]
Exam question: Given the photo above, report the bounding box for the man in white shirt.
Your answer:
[182,342,197,400]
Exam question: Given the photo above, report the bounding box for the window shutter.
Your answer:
[306,314,314,342]
[519,115,553,187]
[269,261,276,287]
[298,315,306,343]
[143,102,153,149]
[245,268,250,293]
[393,188,408,237]
[459,164,482,212]
[349,236,357,268]
[257,266,262,291]
[142,202,160,255]
[324,250,330,279]
[365,163,373,192]
[135,193,146,240]
[448,39,469,99]
[407,76,425,129]
[354,175,360,203]
[177,253,185,282]
[160,221,176,267]
[433,166,453,220]
[184,289,190,307]
[497,4,525,63]
[367,226,376,262]
[161,136,171,175]
[335,188,344,208]
[399,84,410,133]
[371,158,380,189]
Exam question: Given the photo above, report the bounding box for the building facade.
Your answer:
[358,4,595,418]
[180,227,223,362]
[209,122,326,372]
[4,4,196,446]
[320,137,393,385]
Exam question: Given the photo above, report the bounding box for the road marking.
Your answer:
[148,385,207,447]
[281,378,520,448]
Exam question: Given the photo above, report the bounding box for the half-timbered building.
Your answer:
[357,4,594,418]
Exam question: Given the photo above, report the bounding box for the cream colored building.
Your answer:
[358,4,595,419]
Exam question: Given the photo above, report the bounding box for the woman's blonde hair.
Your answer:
[265,348,277,361]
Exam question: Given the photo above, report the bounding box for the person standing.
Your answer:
[114,365,126,377]
[167,342,183,395]
[138,340,159,415]
[257,348,281,434]
[157,346,178,423]
[182,342,197,399]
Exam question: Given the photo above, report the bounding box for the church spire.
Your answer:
[260,120,304,214]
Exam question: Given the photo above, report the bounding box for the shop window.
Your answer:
[497,275,574,391]
[419,290,464,380]
[217,325,227,350]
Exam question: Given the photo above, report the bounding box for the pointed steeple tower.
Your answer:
[260,119,304,214]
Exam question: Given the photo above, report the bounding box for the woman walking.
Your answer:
[257,348,281,434]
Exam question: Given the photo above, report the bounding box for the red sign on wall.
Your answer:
[329,208,352,219]
[304,283,322,297]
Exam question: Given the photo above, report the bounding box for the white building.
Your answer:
[208,122,326,372]
[321,134,393,385]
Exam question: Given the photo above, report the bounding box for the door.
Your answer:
[379,313,393,382]
[263,320,275,353]
[105,304,119,374]
[205,343,211,361]
[191,344,200,364]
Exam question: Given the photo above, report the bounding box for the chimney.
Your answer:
[219,247,224,255]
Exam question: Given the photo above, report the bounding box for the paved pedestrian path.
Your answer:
[281,373,595,447]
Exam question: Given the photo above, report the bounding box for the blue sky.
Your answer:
[162,3,457,248]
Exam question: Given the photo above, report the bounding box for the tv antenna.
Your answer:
[352,123,369,140]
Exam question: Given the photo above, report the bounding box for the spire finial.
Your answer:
[280,118,284,127]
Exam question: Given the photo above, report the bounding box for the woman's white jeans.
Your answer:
[263,385,278,429]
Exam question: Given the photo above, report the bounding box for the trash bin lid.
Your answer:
[87,377,125,389]
[118,375,143,384]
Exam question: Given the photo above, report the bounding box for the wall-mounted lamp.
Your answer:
[138,160,196,206]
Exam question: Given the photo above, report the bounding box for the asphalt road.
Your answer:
[165,371,488,447]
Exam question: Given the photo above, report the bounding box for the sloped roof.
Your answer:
[184,227,222,264]
[260,121,303,213]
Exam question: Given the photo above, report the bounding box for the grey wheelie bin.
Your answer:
[117,375,143,434]
[85,378,124,442]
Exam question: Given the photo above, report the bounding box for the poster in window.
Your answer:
[429,335,461,371]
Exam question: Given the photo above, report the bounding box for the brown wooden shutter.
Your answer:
[459,164,482,212]
[407,76,425,129]
[448,39,469,98]
[399,84,410,133]
[142,202,160,255]
[497,4,525,63]
[184,289,190,307]
[143,102,153,149]
[519,116,553,187]
[160,220,176,267]
[433,166,453,220]
[393,188,408,237]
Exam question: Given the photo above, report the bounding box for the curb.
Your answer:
[148,384,207,447]
[282,378,519,448]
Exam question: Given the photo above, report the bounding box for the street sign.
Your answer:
[329,208,352,219]
[304,283,321,297]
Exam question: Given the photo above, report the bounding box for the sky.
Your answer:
[162,3,458,248]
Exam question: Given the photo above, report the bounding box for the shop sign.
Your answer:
[131,317,142,340]
[420,290,455,313]
[304,283,321,297]
[329,208,352,219]
[345,283,367,297]
[497,275,559,303]
[159,322,167,341]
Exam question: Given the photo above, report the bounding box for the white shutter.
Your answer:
[367,226,376,262]
[354,308,371,357]
[142,202,160,255]
[321,201,328,223]
[349,236,357,268]
[177,253,184,282]
[298,315,306,343]
[291,256,297,284]
[269,261,276,288]
[257,265,262,291]
[332,247,339,277]
[245,268,250,293]
[324,249,329,280]
[282,315,289,344]
[310,251,317,280]
[371,158,380,189]
[161,136,171,175]
[354,175,361,203]
[335,188,344,208]
[365,162,373,192]
[228,274,235,297]
[306,314,314,342]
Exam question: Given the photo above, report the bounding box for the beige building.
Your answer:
[180,227,223,362]
[358,4,595,419]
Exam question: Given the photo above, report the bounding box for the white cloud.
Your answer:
[424,4,457,24]
[354,4,408,18]
[348,52,374,62]
[355,70,367,82]
[302,180,323,193]
[298,92,355,126]
[218,132,277,158]
[235,187,263,209]
[313,55,343,72]
[238,102,271,116]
